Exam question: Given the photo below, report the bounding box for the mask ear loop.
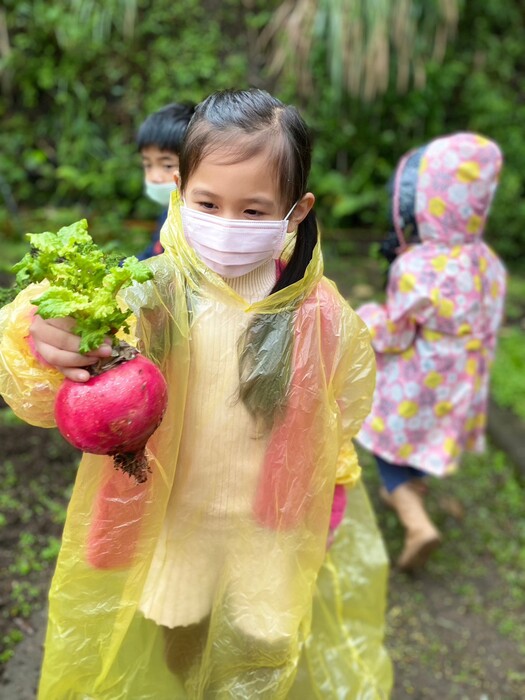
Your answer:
[392,149,417,255]
[284,200,299,221]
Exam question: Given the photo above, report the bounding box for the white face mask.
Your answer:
[145,181,178,208]
[180,203,297,278]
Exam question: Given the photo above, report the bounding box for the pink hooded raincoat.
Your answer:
[357,132,507,477]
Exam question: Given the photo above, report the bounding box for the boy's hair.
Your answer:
[180,88,320,424]
[137,103,196,154]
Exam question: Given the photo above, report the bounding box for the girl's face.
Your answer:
[175,147,314,233]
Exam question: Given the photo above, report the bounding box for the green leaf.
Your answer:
[11,219,153,352]
[31,288,91,318]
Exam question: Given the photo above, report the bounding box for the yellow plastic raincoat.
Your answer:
[0,195,392,699]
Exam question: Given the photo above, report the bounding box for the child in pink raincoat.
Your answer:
[356,132,507,571]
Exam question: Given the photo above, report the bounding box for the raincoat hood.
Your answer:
[413,132,503,246]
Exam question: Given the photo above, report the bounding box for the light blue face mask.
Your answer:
[144,181,178,208]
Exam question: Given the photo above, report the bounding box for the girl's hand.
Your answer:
[30,315,113,382]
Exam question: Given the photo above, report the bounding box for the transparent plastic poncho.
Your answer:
[0,193,392,699]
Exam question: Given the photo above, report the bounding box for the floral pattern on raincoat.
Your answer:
[357,133,507,477]
[0,192,392,699]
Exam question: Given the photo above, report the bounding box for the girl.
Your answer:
[356,132,507,572]
[0,89,391,699]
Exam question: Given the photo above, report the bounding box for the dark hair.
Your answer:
[137,102,196,154]
[180,89,319,424]
[381,146,426,264]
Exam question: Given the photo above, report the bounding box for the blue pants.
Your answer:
[375,454,426,493]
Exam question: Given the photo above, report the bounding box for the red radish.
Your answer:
[55,349,168,483]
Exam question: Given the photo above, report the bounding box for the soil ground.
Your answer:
[0,247,524,699]
[0,407,78,667]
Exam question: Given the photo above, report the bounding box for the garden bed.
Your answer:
[0,406,78,668]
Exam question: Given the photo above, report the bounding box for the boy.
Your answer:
[137,102,195,259]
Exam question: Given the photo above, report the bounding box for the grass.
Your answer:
[0,408,77,668]
[489,273,525,421]
[491,327,525,420]
[504,275,525,325]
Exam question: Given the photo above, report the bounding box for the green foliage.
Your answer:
[0,285,20,308]
[503,274,525,325]
[288,1,525,265]
[263,0,460,102]
[0,1,523,268]
[12,219,153,350]
[490,273,525,420]
[9,533,43,576]
[492,327,525,420]
[0,423,78,665]
[0,0,264,219]
[0,630,24,664]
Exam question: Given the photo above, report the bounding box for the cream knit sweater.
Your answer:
[140,260,297,632]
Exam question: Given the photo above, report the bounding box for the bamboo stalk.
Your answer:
[259,0,459,101]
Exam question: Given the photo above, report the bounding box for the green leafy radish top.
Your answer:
[11,219,153,352]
